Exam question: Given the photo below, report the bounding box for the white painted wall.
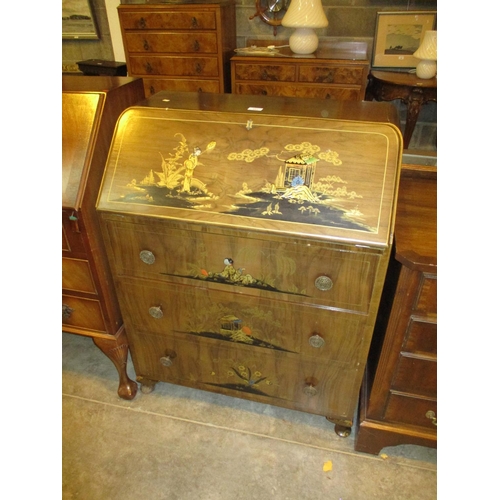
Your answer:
[105,0,125,61]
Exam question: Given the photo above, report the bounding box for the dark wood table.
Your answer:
[366,70,437,149]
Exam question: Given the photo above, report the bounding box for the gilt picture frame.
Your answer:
[62,0,99,40]
[372,11,436,69]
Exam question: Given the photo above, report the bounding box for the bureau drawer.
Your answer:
[298,65,365,85]
[232,63,296,82]
[143,78,221,97]
[119,11,217,31]
[62,295,106,333]
[391,354,437,398]
[402,318,437,356]
[130,331,358,418]
[104,220,380,312]
[124,32,218,54]
[62,258,97,294]
[116,277,366,362]
[385,392,437,430]
[233,83,361,101]
[413,273,437,316]
[129,56,219,77]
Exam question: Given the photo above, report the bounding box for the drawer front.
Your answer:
[117,277,365,362]
[298,65,365,85]
[233,83,361,101]
[129,56,219,77]
[105,221,380,312]
[143,78,221,97]
[385,393,437,430]
[62,295,106,333]
[62,258,96,294]
[414,273,437,316]
[403,318,437,356]
[233,63,296,82]
[130,331,358,417]
[124,32,218,54]
[391,354,437,398]
[120,11,217,31]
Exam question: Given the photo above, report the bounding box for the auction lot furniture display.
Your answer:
[62,76,145,399]
[96,92,402,435]
[355,165,437,454]
[118,1,236,97]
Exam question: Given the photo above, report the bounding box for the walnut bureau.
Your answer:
[96,92,402,435]
[355,165,437,454]
[62,75,145,399]
[231,45,370,101]
[118,0,236,97]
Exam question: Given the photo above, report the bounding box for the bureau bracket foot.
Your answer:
[93,335,138,400]
[137,377,157,394]
[326,417,352,438]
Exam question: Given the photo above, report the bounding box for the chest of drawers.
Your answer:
[231,46,369,101]
[355,166,437,453]
[118,1,236,97]
[96,92,402,435]
[62,76,145,399]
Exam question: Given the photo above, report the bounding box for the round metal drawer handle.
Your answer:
[315,275,333,291]
[308,334,325,348]
[140,250,155,265]
[303,384,318,397]
[159,356,173,367]
[148,306,163,319]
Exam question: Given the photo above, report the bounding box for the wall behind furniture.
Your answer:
[62,0,437,150]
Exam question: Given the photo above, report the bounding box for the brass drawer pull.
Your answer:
[138,17,146,29]
[139,250,155,265]
[143,39,150,51]
[191,17,198,27]
[425,410,437,426]
[315,275,333,291]
[149,306,163,319]
[62,303,74,320]
[308,334,325,348]
[303,384,318,396]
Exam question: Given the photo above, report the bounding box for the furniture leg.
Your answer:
[326,416,352,438]
[93,332,138,400]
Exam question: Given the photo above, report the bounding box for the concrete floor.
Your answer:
[62,332,437,499]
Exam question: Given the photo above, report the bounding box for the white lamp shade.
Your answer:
[282,0,328,28]
[282,0,328,54]
[413,30,437,60]
[413,30,437,79]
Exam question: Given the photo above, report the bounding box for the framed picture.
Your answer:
[62,0,99,40]
[372,11,436,69]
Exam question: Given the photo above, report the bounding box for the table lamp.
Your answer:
[413,30,437,79]
[281,0,328,55]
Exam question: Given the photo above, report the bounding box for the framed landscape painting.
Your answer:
[62,0,99,39]
[372,11,436,69]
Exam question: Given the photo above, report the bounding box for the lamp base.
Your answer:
[416,60,437,79]
[288,28,319,55]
